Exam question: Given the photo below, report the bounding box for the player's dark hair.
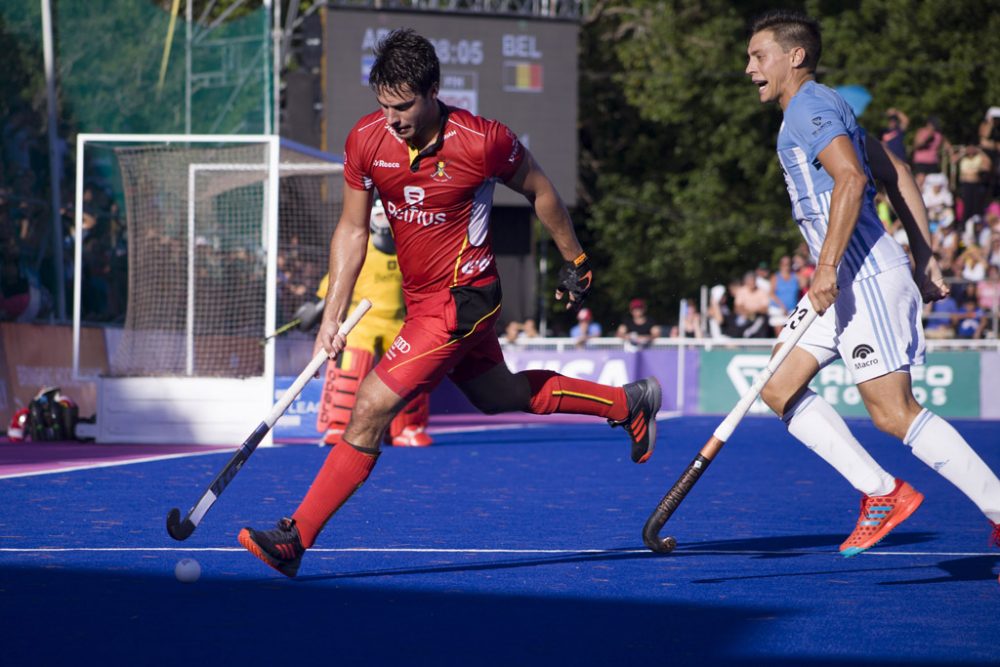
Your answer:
[751,10,822,73]
[368,29,440,97]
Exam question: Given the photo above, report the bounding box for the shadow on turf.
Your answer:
[876,555,1000,585]
[2,562,995,667]
[297,548,656,582]
[2,563,994,667]
[0,563,780,666]
[676,531,937,556]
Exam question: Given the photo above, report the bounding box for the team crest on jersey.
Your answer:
[430,160,452,182]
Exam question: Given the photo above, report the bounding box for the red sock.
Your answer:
[292,440,378,548]
[523,370,627,422]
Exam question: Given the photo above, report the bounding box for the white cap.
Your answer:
[986,106,1000,121]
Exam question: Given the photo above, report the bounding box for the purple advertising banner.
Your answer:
[272,346,701,440]
[429,347,699,415]
[982,352,1000,419]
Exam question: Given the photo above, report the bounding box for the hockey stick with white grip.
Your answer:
[166,299,372,541]
[642,303,819,553]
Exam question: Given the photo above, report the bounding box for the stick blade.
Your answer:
[166,507,196,541]
[643,532,678,554]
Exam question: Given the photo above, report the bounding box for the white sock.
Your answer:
[783,390,896,496]
[904,409,1000,523]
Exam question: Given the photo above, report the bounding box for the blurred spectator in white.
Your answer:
[571,307,602,348]
[504,318,539,344]
[754,261,772,292]
[956,243,987,283]
[921,173,955,232]
[707,284,730,339]
[880,108,910,162]
[616,298,661,348]
[932,218,960,267]
[670,298,702,338]
[952,144,992,223]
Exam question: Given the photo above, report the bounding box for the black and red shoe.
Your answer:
[238,517,305,578]
[609,377,661,464]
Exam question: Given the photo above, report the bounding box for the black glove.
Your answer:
[555,253,593,311]
[295,300,325,331]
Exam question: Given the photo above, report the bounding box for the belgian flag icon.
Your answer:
[503,61,544,93]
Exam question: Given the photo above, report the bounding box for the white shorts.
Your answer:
[777,263,925,384]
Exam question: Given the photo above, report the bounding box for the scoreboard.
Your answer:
[324,8,579,206]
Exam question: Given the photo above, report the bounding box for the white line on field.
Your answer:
[0,448,234,480]
[0,547,993,557]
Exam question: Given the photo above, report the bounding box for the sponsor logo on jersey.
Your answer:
[852,343,875,359]
[373,159,401,169]
[387,186,447,226]
[404,186,425,205]
[430,160,452,182]
[811,115,833,135]
[851,343,879,370]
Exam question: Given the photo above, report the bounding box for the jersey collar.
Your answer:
[409,101,451,173]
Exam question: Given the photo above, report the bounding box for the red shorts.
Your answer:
[374,280,504,399]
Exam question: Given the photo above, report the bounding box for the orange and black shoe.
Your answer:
[608,377,661,464]
[238,517,305,578]
[839,479,924,558]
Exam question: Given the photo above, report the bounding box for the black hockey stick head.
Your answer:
[642,517,678,553]
[166,507,196,541]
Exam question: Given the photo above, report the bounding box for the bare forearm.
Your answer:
[506,151,584,261]
[532,187,583,261]
[818,175,865,268]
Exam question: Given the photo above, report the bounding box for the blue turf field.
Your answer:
[1,416,998,666]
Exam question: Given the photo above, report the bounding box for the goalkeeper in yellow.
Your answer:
[314,199,432,447]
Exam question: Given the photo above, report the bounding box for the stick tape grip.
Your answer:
[642,454,713,553]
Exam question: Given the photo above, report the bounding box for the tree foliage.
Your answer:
[572,0,1000,330]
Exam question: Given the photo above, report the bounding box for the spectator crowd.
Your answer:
[5,100,1000,344]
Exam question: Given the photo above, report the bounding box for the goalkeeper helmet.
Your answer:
[370,198,396,255]
[8,408,29,441]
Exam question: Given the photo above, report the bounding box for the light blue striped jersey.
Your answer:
[777,81,910,283]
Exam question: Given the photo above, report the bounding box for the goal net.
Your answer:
[73,135,341,379]
[71,134,342,444]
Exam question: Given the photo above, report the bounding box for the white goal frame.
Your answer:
[71,134,340,445]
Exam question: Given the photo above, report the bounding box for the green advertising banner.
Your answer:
[699,349,980,418]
